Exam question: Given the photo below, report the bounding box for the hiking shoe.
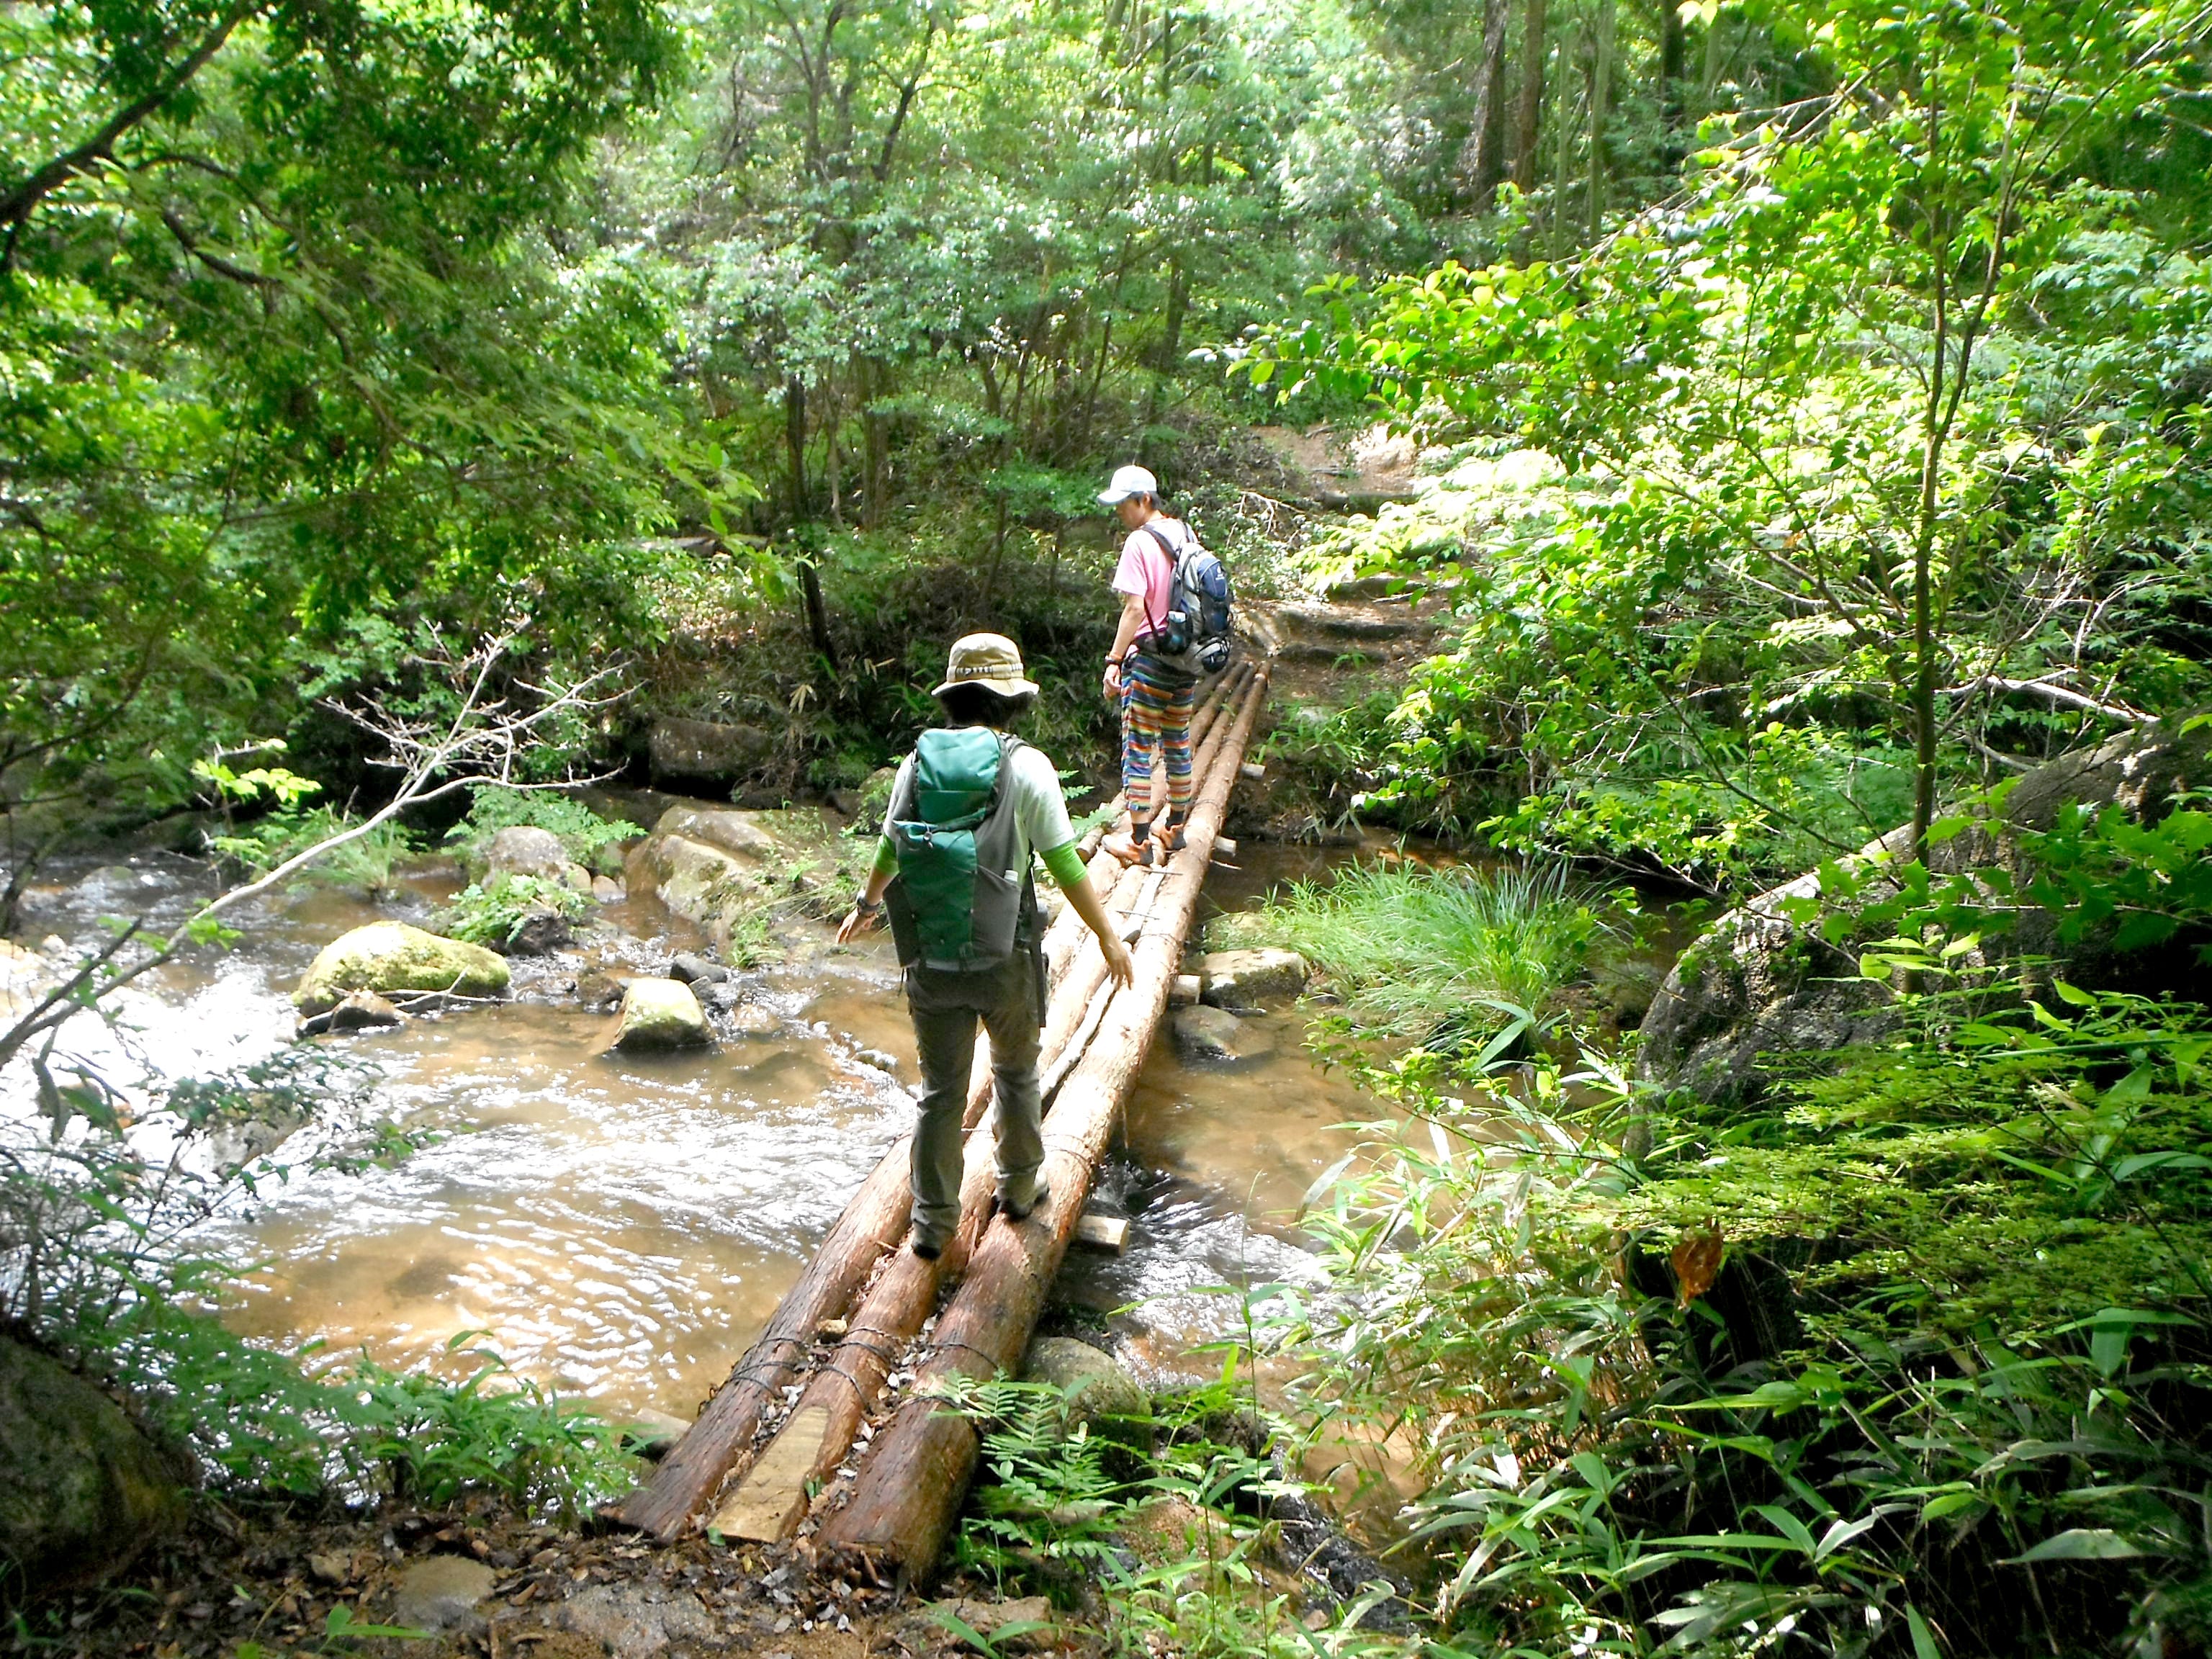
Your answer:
[997,1183,1050,1223]
[910,1236,945,1262]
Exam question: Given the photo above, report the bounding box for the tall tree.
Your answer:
[1466,0,1512,210]
[1509,0,1550,196]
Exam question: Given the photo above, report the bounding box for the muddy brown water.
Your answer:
[6,838,1389,1428]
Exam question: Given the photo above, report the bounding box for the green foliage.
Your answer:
[447,786,642,873]
[1221,860,1619,1041]
[207,808,418,897]
[945,1374,1401,1659]
[335,1339,637,1522]
[1285,982,2212,1655]
[439,873,588,948]
[1238,0,2212,891]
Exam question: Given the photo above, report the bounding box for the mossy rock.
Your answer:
[610,976,711,1051]
[293,921,511,1015]
[0,1336,192,1593]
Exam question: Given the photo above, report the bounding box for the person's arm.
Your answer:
[835,836,898,944]
[1102,591,1148,702]
[1040,841,1136,987]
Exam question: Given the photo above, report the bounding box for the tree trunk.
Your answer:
[1659,0,1686,165]
[1509,0,1549,194]
[799,554,839,672]
[783,372,809,522]
[1586,0,1614,240]
[1467,0,1513,210]
[1551,24,1578,259]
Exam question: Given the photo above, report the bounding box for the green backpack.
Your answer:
[883,728,1040,970]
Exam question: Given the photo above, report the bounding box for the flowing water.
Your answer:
[6,828,1386,1428]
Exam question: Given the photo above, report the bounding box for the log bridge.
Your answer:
[609,664,1272,1581]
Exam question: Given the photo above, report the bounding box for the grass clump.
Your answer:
[1223,860,1617,1038]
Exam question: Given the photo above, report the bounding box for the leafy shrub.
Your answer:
[447,785,641,874]
[1220,860,1619,1040]
[336,1339,636,1521]
[439,873,588,948]
[1286,984,2212,1656]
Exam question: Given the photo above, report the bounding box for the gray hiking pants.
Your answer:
[903,952,1046,1250]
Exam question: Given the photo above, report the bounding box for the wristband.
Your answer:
[852,894,883,915]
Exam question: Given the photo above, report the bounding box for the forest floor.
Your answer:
[25,1486,1040,1659]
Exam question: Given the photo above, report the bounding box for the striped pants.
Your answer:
[1120,649,1196,824]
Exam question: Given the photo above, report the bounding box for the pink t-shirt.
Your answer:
[1112,519,1190,640]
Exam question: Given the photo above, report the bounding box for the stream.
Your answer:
[6,824,1382,1431]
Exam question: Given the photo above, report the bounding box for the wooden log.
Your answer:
[819,673,1271,1580]
[702,685,1262,1544]
[620,670,1259,1539]
[1073,1213,1129,1253]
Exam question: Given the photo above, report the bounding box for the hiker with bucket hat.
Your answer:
[1097,464,1199,868]
[837,634,1136,1260]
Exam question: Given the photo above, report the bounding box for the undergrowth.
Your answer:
[1219,860,1622,1043]
[943,1373,1403,1659]
[1277,981,2212,1656]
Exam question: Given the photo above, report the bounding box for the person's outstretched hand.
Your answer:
[1102,935,1136,989]
[835,907,872,945]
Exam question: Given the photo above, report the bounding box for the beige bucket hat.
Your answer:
[932,632,1040,699]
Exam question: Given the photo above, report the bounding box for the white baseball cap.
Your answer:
[1097,463,1158,505]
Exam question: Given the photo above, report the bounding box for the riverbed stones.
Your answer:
[499,906,574,957]
[590,874,625,904]
[1172,1003,1272,1064]
[0,1334,192,1591]
[1194,948,1307,1005]
[390,1554,497,1637]
[482,825,568,881]
[328,989,403,1032]
[611,976,711,1051]
[667,951,729,985]
[294,922,511,1015]
[1025,1337,1147,1424]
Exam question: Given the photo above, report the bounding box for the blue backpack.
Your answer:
[1142,524,1234,680]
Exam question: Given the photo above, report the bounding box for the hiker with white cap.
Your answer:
[837,633,1136,1261]
[1097,464,1203,867]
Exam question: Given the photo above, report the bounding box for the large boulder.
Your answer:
[625,806,837,950]
[293,922,510,1015]
[648,718,774,786]
[1642,716,2212,1106]
[1195,948,1308,1006]
[610,976,711,1052]
[1023,1337,1152,1471]
[482,825,569,882]
[0,1335,192,1592]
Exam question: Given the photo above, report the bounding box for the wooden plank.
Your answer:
[817,673,1272,1581]
[711,1405,830,1542]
